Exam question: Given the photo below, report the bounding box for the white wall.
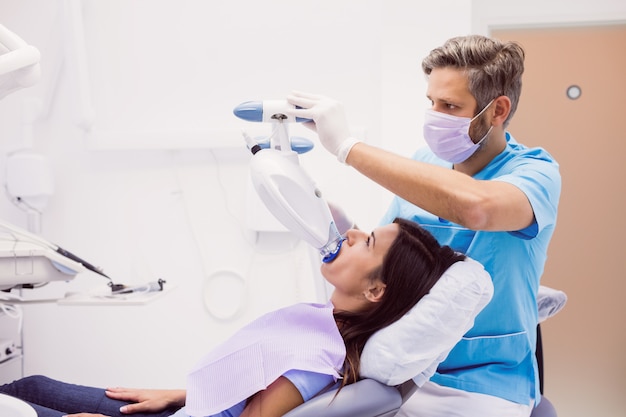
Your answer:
[0,0,470,388]
[472,0,626,33]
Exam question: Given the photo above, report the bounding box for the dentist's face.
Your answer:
[321,224,399,310]
[426,67,477,118]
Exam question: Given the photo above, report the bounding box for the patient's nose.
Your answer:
[345,229,366,245]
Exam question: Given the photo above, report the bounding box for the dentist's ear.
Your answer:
[492,95,511,127]
[365,282,386,303]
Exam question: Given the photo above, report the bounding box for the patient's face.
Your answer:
[322,224,398,310]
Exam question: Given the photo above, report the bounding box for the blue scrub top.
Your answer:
[381,133,561,405]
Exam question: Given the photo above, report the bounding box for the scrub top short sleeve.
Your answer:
[283,369,337,401]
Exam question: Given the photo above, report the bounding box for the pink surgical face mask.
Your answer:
[423,100,494,164]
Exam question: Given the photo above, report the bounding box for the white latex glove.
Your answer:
[286,91,360,163]
[327,201,356,235]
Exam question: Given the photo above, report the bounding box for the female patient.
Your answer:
[0,218,465,417]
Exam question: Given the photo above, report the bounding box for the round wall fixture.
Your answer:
[203,269,247,321]
[566,85,582,100]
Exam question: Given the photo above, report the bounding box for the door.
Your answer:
[492,25,626,417]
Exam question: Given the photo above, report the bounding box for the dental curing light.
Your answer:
[234,100,313,124]
[234,100,344,263]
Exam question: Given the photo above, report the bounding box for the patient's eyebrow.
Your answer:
[371,231,376,248]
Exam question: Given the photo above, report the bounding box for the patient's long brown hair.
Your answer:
[333,218,465,389]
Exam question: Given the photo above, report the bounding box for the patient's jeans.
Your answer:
[0,375,180,417]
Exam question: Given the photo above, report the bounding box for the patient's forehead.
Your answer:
[372,223,400,253]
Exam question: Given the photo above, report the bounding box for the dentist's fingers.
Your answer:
[290,90,323,102]
[287,91,324,110]
[285,92,359,163]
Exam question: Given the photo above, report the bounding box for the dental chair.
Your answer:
[284,285,567,417]
[0,394,36,417]
[528,284,568,417]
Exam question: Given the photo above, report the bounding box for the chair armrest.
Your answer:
[283,379,402,417]
[537,285,567,323]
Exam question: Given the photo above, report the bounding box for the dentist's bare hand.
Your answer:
[104,387,185,414]
[287,91,360,163]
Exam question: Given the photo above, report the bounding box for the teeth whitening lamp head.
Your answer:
[234,100,344,263]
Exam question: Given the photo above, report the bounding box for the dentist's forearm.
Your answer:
[344,142,532,231]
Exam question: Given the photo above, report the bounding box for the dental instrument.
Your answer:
[110,278,166,295]
[234,100,344,263]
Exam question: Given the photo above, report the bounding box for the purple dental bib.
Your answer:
[185,302,345,416]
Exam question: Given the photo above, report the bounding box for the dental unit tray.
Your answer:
[0,219,99,291]
[0,239,84,291]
